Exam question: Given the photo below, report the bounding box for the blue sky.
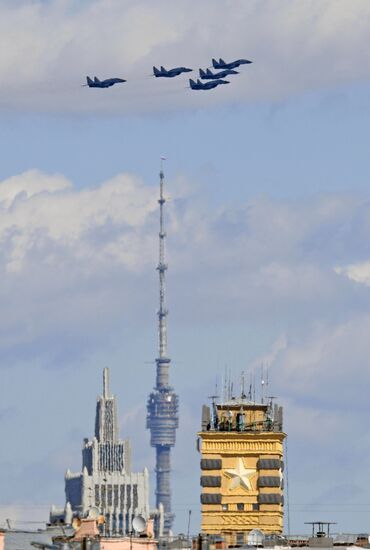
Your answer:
[2,84,370,201]
[1,0,370,536]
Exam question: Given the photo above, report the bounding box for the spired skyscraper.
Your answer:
[147,166,179,535]
[51,368,150,534]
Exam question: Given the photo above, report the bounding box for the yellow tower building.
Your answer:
[197,393,285,546]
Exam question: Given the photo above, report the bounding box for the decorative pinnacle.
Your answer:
[103,367,110,399]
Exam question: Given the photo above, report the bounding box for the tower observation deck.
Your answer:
[147,166,179,535]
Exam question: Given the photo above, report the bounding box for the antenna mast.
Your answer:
[158,162,168,367]
[147,162,179,536]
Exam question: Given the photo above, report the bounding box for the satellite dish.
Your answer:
[132,515,146,534]
[87,507,100,520]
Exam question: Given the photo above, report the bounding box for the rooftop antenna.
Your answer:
[248,373,252,401]
[266,395,276,421]
[261,364,265,404]
[208,395,219,404]
[187,510,192,542]
[224,365,229,401]
[304,522,337,538]
[241,371,246,399]
[226,368,228,401]
[220,370,224,405]
[208,394,219,429]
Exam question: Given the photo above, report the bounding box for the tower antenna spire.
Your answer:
[147,161,179,536]
[158,160,168,364]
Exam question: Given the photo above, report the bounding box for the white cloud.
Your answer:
[249,335,287,370]
[0,169,162,361]
[0,0,370,113]
[335,260,370,286]
[0,169,157,272]
[0,169,369,365]
[274,314,370,404]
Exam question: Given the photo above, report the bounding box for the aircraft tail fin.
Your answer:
[212,58,218,68]
[86,76,94,86]
[153,66,160,76]
[160,66,165,71]
[199,69,205,77]
[189,79,196,88]
[219,58,226,64]
[94,76,100,83]
[207,69,213,75]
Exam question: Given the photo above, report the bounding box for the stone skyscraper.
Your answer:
[51,368,150,535]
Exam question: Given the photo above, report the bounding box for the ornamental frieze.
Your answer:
[202,441,282,453]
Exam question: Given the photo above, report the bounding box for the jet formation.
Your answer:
[85,57,252,92]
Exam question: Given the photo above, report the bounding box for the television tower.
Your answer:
[147,164,179,535]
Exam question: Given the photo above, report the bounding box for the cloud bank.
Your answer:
[0,168,370,366]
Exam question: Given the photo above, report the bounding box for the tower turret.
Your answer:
[147,165,179,535]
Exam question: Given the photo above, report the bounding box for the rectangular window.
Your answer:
[107,484,113,506]
[127,486,131,510]
[95,485,100,507]
[114,485,119,508]
[236,533,244,545]
[120,485,125,509]
[237,503,244,511]
[221,504,228,511]
[252,503,259,511]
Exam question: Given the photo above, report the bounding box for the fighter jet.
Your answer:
[199,68,239,79]
[189,78,229,90]
[86,76,126,88]
[153,66,192,78]
[212,58,252,70]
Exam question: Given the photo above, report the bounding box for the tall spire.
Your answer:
[103,367,110,399]
[95,367,118,443]
[158,164,168,364]
[147,163,179,535]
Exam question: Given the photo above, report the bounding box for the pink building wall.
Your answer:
[100,538,157,550]
[0,531,4,550]
[71,519,157,550]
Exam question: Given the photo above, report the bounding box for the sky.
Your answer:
[1,0,370,536]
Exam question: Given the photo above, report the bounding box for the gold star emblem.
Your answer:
[225,458,256,491]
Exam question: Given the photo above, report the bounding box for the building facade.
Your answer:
[198,395,285,546]
[51,369,150,535]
